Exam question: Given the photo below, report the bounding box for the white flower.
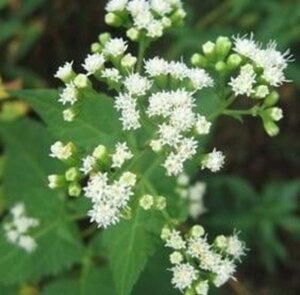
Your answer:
[188,68,214,90]
[102,68,122,82]
[169,107,196,132]
[107,180,133,208]
[171,263,198,291]
[127,0,150,17]
[104,38,128,57]
[106,0,128,12]
[49,141,73,160]
[88,203,120,228]
[80,155,97,175]
[115,93,141,130]
[233,33,259,59]
[119,171,137,186]
[150,0,172,15]
[158,123,182,147]
[213,259,236,287]
[226,234,246,260]
[187,236,210,259]
[166,230,186,250]
[111,142,133,168]
[18,235,37,253]
[132,8,153,29]
[163,152,184,176]
[255,85,269,98]
[144,57,169,77]
[82,53,105,75]
[201,148,225,172]
[54,61,74,81]
[189,182,206,202]
[229,64,256,97]
[262,66,287,87]
[147,20,164,38]
[176,137,198,160]
[123,73,152,96]
[4,203,39,253]
[168,61,189,80]
[59,83,78,105]
[195,115,211,135]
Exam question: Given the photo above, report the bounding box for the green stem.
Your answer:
[208,94,236,120]
[136,38,148,73]
[223,109,255,116]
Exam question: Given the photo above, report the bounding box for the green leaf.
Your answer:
[12,89,122,149]
[103,209,163,295]
[0,119,83,285]
[42,266,115,295]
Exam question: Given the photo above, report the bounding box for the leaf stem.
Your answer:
[136,37,148,73]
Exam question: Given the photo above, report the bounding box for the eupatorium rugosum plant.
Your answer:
[3,0,293,294]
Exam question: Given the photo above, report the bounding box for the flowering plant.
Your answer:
[0,0,293,294]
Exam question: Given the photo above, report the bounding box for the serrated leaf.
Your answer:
[0,119,83,285]
[103,209,163,295]
[12,89,121,149]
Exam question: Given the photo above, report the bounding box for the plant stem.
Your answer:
[136,38,148,73]
[223,109,254,116]
[208,94,236,120]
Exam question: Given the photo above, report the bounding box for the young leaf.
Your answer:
[12,89,122,149]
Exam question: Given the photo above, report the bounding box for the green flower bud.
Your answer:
[190,225,205,238]
[126,28,140,41]
[170,8,186,26]
[139,194,154,210]
[216,36,232,59]
[122,207,132,220]
[254,85,269,99]
[48,175,66,189]
[121,53,137,69]
[65,167,81,182]
[185,288,196,295]
[263,118,280,137]
[265,107,283,122]
[91,42,102,53]
[74,74,90,89]
[155,196,167,210]
[215,61,226,72]
[191,53,208,67]
[227,53,242,69]
[98,32,111,45]
[202,41,215,56]
[68,182,82,197]
[63,107,78,122]
[263,91,280,107]
[105,13,123,27]
[161,17,172,28]
[214,235,227,249]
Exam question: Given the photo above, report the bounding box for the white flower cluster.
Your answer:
[231,34,293,96]
[105,0,185,39]
[176,173,207,219]
[162,225,246,293]
[3,203,40,253]
[84,171,136,228]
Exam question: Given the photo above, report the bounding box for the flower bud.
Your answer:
[68,182,82,197]
[154,196,166,210]
[91,42,102,53]
[120,172,137,187]
[195,281,209,295]
[263,118,280,137]
[263,91,279,107]
[92,144,107,160]
[216,36,232,58]
[185,288,196,295]
[121,53,137,69]
[150,139,162,152]
[170,251,183,265]
[161,226,171,240]
[227,53,242,69]
[265,107,283,122]
[65,167,81,182]
[122,207,132,220]
[215,61,226,72]
[191,53,208,67]
[162,17,172,28]
[74,74,90,89]
[98,32,111,46]
[139,194,154,210]
[190,225,205,238]
[214,235,227,249]
[126,28,140,41]
[105,13,123,27]
[63,107,77,122]
[255,85,269,99]
[48,175,66,189]
[202,41,215,56]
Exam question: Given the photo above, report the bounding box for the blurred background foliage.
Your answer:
[0,0,299,294]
